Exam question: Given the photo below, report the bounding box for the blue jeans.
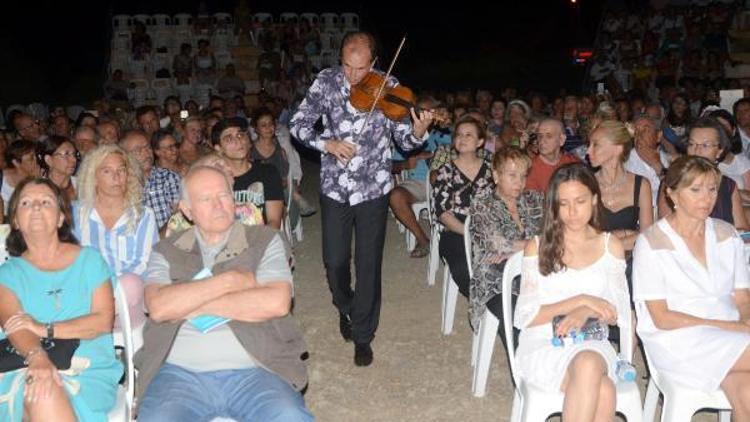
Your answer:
[138,363,314,422]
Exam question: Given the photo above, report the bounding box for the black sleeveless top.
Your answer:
[710,175,735,225]
[601,175,643,232]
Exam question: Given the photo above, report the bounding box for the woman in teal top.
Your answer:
[0,178,122,422]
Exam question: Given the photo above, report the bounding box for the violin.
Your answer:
[350,72,423,122]
[348,36,446,124]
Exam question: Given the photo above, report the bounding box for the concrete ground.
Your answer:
[293,160,719,422]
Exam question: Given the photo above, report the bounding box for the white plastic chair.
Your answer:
[173,13,193,29]
[320,13,339,31]
[112,15,132,31]
[253,13,273,26]
[151,78,174,106]
[504,256,643,421]
[300,13,319,27]
[471,252,522,397]
[341,13,360,31]
[282,169,303,245]
[213,12,233,28]
[280,13,299,25]
[127,79,149,107]
[405,175,429,252]
[109,282,135,421]
[151,14,170,28]
[426,188,441,287]
[112,30,131,51]
[133,14,151,28]
[640,312,732,421]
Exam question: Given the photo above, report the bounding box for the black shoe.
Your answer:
[354,342,373,366]
[339,312,352,342]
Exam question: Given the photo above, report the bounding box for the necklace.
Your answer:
[597,172,627,207]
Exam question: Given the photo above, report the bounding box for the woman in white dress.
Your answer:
[633,155,750,417]
[515,163,631,422]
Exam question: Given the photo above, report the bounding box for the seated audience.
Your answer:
[120,130,181,230]
[633,155,750,416]
[212,117,284,230]
[468,146,543,335]
[515,163,629,422]
[72,126,99,157]
[135,165,312,421]
[38,135,79,203]
[2,140,41,214]
[166,153,263,236]
[525,118,579,193]
[588,120,654,252]
[73,145,159,327]
[433,116,494,299]
[152,130,187,177]
[658,117,749,230]
[0,178,122,421]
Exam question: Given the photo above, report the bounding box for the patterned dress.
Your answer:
[468,189,544,330]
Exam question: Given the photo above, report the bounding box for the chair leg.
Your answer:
[471,329,479,367]
[406,231,416,252]
[472,312,499,397]
[441,267,457,335]
[661,395,697,422]
[510,391,522,422]
[719,410,731,422]
[427,235,439,286]
[643,380,660,422]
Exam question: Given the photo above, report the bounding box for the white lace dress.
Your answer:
[633,218,750,392]
[513,233,631,392]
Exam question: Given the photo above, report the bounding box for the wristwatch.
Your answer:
[46,322,54,339]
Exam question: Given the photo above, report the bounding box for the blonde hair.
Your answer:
[75,144,144,233]
[589,119,633,163]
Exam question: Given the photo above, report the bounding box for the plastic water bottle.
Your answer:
[615,359,637,382]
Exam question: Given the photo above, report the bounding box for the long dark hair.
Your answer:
[6,177,79,257]
[538,163,602,275]
[36,135,79,176]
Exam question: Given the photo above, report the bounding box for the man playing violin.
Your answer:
[290,31,434,366]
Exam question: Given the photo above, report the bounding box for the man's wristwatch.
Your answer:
[45,322,54,339]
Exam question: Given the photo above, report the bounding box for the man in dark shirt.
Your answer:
[212,117,284,229]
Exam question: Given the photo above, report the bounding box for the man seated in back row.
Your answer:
[134,165,313,421]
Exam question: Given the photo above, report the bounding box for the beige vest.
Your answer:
[134,222,308,406]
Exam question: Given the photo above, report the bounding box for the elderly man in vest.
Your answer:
[134,165,313,421]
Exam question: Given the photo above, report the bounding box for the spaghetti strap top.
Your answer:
[601,175,642,232]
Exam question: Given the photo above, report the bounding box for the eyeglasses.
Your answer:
[687,140,720,150]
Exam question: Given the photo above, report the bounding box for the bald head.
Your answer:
[341,32,376,86]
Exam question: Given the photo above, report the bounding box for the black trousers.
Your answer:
[440,232,520,347]
[320,194,389,344]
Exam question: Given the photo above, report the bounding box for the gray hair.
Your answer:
[180,165,233,205]
[634,114,662,132]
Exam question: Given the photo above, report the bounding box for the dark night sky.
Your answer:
[0,0,607,105]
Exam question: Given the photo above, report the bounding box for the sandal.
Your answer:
[409,242,430,258]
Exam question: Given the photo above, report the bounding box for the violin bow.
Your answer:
[352,35,408,145]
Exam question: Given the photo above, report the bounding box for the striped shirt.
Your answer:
[72,202,159,277]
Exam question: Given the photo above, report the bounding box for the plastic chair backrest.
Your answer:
[113,281,134,419]
[464,215,473,279]
[501,251,524,387]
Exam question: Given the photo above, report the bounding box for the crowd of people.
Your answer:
[2,3,750,416]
